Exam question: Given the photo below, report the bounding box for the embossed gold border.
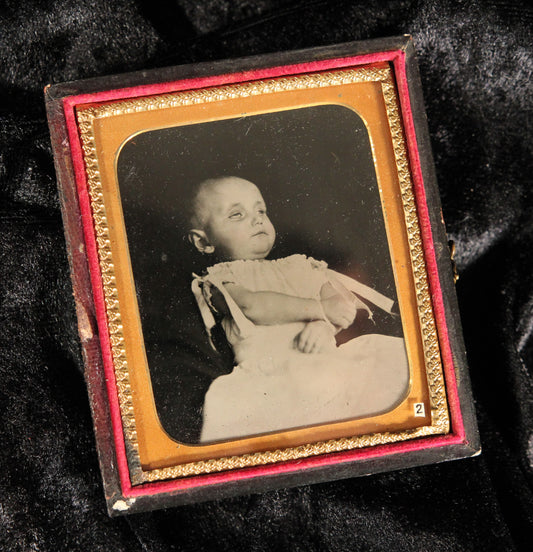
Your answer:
[76,65,449,484]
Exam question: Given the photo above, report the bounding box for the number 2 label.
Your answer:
[414,403,426,417]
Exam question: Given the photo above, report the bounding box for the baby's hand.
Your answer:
[295,320,336,354]
[320,295,356,329]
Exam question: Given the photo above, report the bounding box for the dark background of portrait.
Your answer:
[1,1,532,551]
[117,105,401,441]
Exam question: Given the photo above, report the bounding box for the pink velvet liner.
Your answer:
[63,51,396,108]
[63,48,466,500]
[63,96,132,493]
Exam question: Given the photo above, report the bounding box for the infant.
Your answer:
[189,176,409,442]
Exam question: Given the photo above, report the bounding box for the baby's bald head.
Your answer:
[187,176,275,261]
[189,176,257,229]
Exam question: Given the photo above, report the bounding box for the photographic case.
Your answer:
[45,35,480,515]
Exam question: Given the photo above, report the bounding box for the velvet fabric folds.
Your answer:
[1,1,532,550]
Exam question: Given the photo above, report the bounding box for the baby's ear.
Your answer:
[188,229,215,254]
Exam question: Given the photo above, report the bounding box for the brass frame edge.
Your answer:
[76,65,449,484]
[380,78,449,432]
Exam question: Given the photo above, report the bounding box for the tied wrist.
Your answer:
[315,300,336,332]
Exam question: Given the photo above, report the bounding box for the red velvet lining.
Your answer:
[127,433,463,496]
[392,52,466,442]
[62,51,397,109]
[62,48,466,499]
[63,102,133,493]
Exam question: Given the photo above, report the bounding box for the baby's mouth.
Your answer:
[252,230,268,237]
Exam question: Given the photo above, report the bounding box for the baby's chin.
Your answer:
[231,247,273,262]
[238,252,271,261]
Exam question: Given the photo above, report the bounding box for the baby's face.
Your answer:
[196,177,276,261]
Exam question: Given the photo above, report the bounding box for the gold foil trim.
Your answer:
[77,111,143,478]
[380,78,449,432]
[76,65,449,483]
[78,67,391,121]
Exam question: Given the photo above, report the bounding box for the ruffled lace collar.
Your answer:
[205,254,304,273]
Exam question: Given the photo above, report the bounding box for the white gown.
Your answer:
[192,255,409,443]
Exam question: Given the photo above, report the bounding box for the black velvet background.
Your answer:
[1,1,532,550]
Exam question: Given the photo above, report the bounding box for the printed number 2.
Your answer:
[414,403,426,417]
